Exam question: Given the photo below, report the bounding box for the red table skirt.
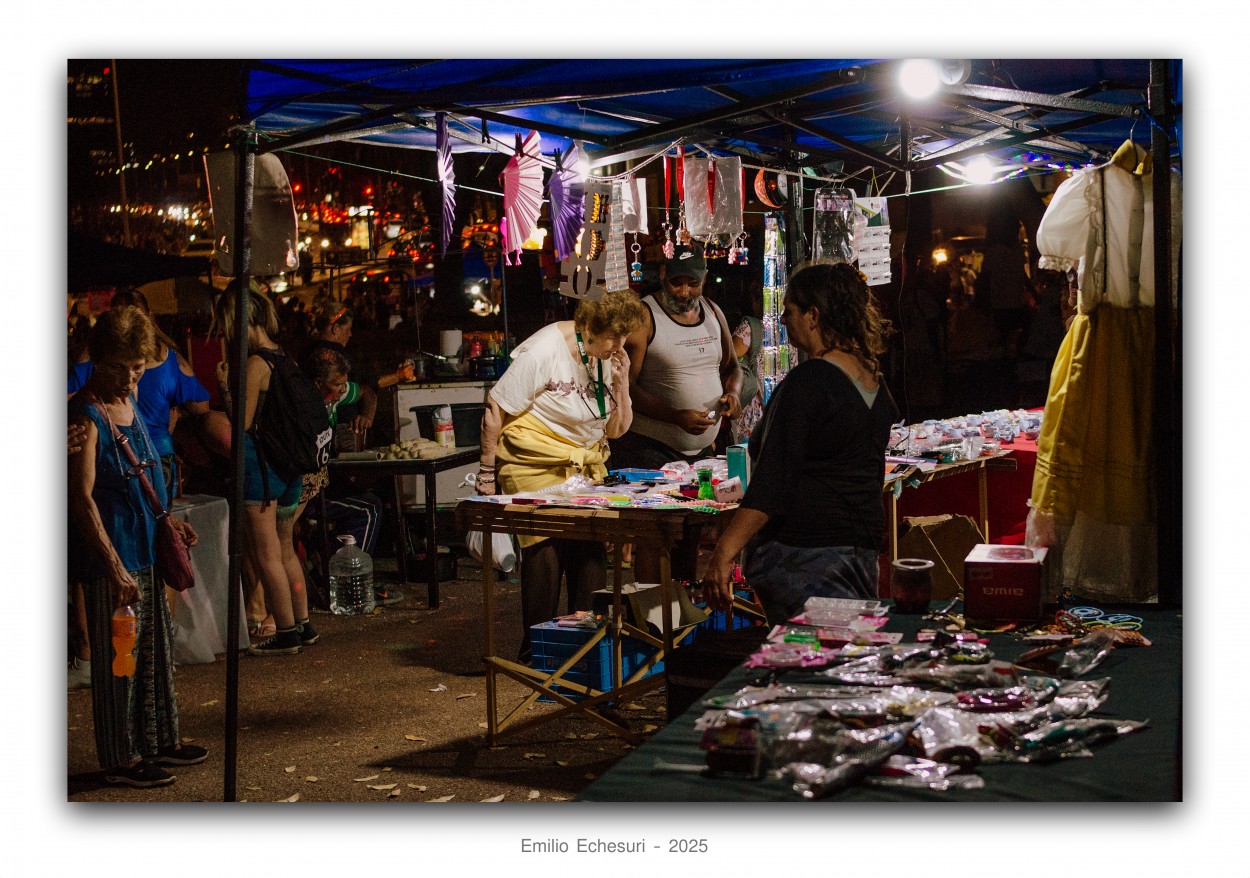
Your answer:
[878,438,1038,597]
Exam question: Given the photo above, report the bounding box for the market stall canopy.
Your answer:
[244,59,1181,186]
[68,233,211,294]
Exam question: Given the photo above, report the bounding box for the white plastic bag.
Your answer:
[466,529,517,573]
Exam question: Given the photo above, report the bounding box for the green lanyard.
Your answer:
[575,331,606,419]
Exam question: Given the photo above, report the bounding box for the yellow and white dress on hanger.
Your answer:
[1027,141,1181,603]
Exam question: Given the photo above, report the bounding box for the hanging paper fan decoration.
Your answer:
[436,113,456,256]
[548,142,584,261]
[499,130,543,265]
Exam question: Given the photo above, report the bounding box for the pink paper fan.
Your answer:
[548,143,584,260]
[436,113,456,256]
[499,130,543,263]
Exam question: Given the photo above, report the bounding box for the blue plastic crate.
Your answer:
[690,590,759,642]
[530,621,663,702]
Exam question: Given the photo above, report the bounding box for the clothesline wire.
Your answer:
[281,144,1072,212]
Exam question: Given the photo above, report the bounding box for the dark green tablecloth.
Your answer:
[579,607,1181,802]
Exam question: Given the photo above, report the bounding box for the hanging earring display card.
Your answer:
[604,181,630,292]
[854,196,892,286]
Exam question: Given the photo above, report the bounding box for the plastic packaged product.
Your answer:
[1009,717,1149,763]
[112,605,137,678]
[782,723,911,799]
[329,534,375,616]
[867,754,984,790]
[811,187,859,264]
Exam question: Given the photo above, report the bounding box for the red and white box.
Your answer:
[963,544,1049,623]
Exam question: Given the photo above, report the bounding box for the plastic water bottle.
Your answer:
[329,534,375,615]
[112,605,137,678]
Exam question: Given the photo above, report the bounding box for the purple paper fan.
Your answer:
[548,142,584,261]
[436,113,456,256]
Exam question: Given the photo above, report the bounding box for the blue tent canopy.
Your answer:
[245,58,1181,181]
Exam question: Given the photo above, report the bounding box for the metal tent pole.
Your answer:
[1149,60,1180,608]
[223,128,257,802]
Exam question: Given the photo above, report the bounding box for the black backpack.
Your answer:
[249,347,333,487]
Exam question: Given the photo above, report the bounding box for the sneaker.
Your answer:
[297,619,319,646]
[68,657,92,690]
[373,586,405,607]
[104,761,176,788]
[153,743,209,766]
[246,628,303,657]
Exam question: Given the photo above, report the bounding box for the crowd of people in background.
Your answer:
[67,218,1071,789]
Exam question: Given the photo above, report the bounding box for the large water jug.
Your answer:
[329,534,375,615]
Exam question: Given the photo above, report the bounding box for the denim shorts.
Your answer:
[242,432,302,510]
[743,539,880,626]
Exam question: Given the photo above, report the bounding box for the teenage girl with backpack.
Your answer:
[213,282,317,656]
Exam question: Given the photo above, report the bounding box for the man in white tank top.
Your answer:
[611,245,742,581]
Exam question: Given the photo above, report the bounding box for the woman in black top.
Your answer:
[703,262,898,624]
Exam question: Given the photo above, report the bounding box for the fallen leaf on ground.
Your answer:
[456,693,477,700]
[246,785,261,791]
[279,793,300,802]
[383,767,393,772]
[580,732,600,739]
[407,784,427,791]
[564,733,578,740]
[584,773,597,780]
[388,789,402,798]
[643,724,658,733]
[480,794,506,802]
[404,735,428,742]
[528,790,541,800]
[305,776,318,783]
[555,760,568,766]
[625,702,646,710]
[429,684,448,692]
[523,752,546,759]
[354,775,380,783]
[200,700,219,707]
[478,722,489,729]
[551,796,570,801]
[284,766,296,773]
[427,795,455,802]
[368,783,398,791]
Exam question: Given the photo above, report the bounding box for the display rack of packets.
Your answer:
[853,195,892,287]
[761,214,797,404]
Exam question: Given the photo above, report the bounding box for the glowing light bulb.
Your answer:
[899,60,941,100]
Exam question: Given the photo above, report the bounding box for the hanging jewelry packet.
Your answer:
[662,155,675,259]
[683,155,745,241]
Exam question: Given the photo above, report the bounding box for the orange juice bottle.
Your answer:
[111,605,137,678]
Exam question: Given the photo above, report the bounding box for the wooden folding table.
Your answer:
[885,452,1018,560]
[454,500,732,745]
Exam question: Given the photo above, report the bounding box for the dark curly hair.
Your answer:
[304,345,350,383]
[785,261,893,371]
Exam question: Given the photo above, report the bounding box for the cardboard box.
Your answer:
[963,544,1049,623]
[894,514,984,599]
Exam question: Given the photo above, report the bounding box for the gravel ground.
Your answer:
[66,556,672,803]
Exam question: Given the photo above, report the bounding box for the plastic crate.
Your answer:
[529,621,663,702]
[690,590,759,642]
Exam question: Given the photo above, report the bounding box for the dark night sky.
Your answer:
[111,59,245,153]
